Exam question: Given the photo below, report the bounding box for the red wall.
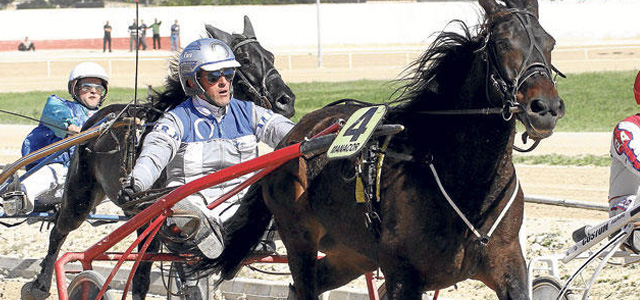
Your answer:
[0,37,172,52]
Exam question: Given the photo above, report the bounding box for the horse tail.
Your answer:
[189,181,273,281]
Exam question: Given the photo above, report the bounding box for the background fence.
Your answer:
[2,42,640,93]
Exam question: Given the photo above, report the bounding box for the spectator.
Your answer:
[128,19,139,52]
[150,18,162,50]
[18,37,35,51]
[103,21,112,53]
[139,19,148,51]
[170,20,180,51]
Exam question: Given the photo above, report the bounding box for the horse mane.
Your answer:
[147,54,186,113]
[390,20,486,108]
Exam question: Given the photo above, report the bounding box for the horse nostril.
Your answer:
[529,99,548,115]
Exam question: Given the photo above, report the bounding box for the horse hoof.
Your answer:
[21,282,50,300]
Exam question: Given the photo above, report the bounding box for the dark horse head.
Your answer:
[150,15,296,118]
[479,0,564,139]
[208,16,296,118]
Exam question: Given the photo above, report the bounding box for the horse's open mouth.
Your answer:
[519,113,559,140]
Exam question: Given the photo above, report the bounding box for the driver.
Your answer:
[117,38,294,298]
[609,69,640,253]
[1,62,109,216]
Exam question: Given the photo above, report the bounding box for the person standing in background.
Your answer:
[139,19,148,51]
[150,18,162,50]
[103,21,112,53]
[128,19,139,52]
[170,20,180,51]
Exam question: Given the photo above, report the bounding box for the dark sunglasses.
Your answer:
[204,69,236,84]
[79,83,106,95]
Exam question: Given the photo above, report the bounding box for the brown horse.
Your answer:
[21,16,296,300]
[201,0,565,299]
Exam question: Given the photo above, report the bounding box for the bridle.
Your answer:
[415,8,564,152]
[480,9,564,113]
[231,37,279,110]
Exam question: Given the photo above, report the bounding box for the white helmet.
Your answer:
[67,62,109,108]
[178,38,241,96]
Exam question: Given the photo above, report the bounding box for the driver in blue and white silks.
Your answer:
[609,70,640,253]
[1,62,109,216]
[118,39,293,267]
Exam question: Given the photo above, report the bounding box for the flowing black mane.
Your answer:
[392,20,486,109]
[148,55,184,113]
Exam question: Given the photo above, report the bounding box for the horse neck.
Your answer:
[390,58,517,211]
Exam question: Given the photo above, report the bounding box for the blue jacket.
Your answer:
[21,95,96,170]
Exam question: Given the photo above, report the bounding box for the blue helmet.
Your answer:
[178,38,241,96]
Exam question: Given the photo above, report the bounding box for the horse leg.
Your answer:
[280,224,321,300]
[264,160,321,300]
[314,247,377,294]
[22,193,104,300]
[22,161,104,300]
[475,202,529,300]
[380,260,425,300]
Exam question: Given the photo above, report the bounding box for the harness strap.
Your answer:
[428,162,519,244]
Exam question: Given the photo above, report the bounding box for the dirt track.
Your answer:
[0,126,620,299]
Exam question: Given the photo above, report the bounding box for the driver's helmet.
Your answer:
[178,38,241,96]
[67,62,109,108]
[635,70,640,105]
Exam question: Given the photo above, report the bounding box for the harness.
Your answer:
[353,134,392,238]
[347,9,559,244]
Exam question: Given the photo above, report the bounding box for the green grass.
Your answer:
[513,154,610,167]
[554,70,638,132]
[289,80,402,121]
[0,87,149,125]
[0,71,634,167]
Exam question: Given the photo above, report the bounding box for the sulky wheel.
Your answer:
[67,270,114,300]
[532,276,570,300]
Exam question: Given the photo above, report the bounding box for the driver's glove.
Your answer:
[116,177,141,206]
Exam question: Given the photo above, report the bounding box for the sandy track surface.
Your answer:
[0,125,628,299]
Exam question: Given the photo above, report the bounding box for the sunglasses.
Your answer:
[204,69,236,84]
[79,83,106,95]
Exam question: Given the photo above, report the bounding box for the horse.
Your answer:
[21,16,296,300]
[201,0,565,299]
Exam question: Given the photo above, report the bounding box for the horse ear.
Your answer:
[205,24,233,45]
[479,0,500,15]
[243,15,256,38]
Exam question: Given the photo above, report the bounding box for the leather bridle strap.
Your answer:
[428,162,519,245]
[232,38,275,110]
[485,9,555,105]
